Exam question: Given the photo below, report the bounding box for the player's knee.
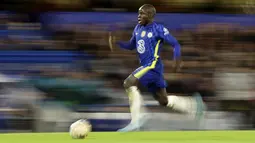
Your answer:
[123,79,131,89]
[157,96,168,106]
[123,76,137,89]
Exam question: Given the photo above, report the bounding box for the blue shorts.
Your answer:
[132,65,167,94]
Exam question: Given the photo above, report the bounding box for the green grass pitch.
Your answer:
[0,131,254,143]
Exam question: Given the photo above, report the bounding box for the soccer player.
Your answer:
[109,4,205,132]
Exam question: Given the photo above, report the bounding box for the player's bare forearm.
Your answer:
[173,58,182,73]
[108,32,114,52]
[109,32,135,51]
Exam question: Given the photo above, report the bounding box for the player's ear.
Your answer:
[150,10,156,19]
[148,12,154,19]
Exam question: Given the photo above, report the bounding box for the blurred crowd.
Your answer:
[0,0,254,132]
[2,0,255,14]
[1,12,254,94]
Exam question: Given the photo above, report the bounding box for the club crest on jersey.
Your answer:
[147,32,153,38]
[141,31,146,37]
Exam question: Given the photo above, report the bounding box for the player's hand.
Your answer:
[172,59,183,73]
[108,32,115,52]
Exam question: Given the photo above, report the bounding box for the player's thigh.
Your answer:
[139,76,156,93]
[139,70,166,92]
[132,66,155,86]
[148,75,168,103]
[150,74,167,94]
[124,65,153,88]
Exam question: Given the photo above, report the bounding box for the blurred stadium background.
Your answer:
[0,0,254,132]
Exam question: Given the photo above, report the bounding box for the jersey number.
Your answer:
[137,40,145,54]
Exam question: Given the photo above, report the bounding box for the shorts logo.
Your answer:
[137,39,145,54]
[141,31,146,37]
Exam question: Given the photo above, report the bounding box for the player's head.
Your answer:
[138,4,156,25]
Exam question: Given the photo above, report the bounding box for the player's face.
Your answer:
[138,8,150,25]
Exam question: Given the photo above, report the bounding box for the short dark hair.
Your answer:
[141,4,156,18]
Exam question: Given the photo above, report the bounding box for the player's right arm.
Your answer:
[116,25,138,51]
[116,35,136,50]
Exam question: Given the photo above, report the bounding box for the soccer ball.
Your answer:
[69,119,92,139]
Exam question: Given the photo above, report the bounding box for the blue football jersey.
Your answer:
[117,22,181,69]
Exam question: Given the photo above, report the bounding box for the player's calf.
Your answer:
[155,89,205,118]
[153,89,168,106]
[154,94,168,106]
[167,93,205,119]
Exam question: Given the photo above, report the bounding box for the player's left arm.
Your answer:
[158,25,182,72]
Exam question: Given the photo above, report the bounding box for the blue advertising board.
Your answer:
[40,12,255,30]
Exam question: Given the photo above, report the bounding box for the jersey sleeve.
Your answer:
[157,25,181,60]
[116,25,137,50]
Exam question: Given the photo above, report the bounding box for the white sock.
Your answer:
[167,95,195,113]
[126,86,144,124]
